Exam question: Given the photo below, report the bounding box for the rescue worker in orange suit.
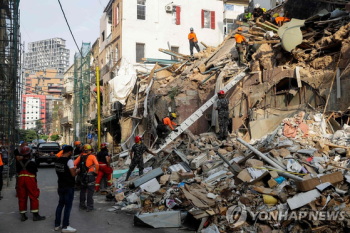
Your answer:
[95,143,113,192]
[234,27,247,66]
[188,27,200,56]
[0,149,3,200]
[125,136,156,181]
[56,144,67,158]
[275,16,290,26]
[74,144,99,212]
[73,141,83,160]
[156,113,179,141]
[16,146,46,221]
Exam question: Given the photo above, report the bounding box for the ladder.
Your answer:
[155,68,248,153]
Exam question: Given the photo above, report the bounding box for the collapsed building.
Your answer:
[101,1,350,232]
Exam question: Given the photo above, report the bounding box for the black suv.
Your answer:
[35,142,60,166]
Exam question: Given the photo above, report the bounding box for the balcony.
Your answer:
[60,114,73,125]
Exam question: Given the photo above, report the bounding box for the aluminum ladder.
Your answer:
[155,68,248,153]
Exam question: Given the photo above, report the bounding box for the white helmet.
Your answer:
[255,3,260,8]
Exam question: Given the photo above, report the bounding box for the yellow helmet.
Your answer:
[83,144,92,151]
[171,113,177,118]
[262,8,267,12]
[273,13,279,18]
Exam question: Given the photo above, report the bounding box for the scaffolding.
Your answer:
[73,42,91,144]
[0,0,21,182]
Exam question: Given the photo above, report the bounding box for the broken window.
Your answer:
[136,43,145,63]
[137,0,146,20]
[202,10,215,29]
[170,46,179,61]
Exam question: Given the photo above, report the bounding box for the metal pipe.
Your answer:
[266,154,287,170]
[217,152,242,173]
[237,138,285,170]
[202,70,220,84]
[202,66,223,75]
[265,166,303,181]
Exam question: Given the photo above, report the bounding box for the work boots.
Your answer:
[21,213,28,222]
[33,213,46,221]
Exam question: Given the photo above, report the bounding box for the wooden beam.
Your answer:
[248,40,280,45]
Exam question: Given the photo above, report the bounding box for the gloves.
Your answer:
[174,129,179,132]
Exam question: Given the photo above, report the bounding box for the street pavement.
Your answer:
[0,164,186,233]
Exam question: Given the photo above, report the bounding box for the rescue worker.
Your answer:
[125,136,156,181]
[95,143,113,192]
[275,16,290,26]
[215,90,229,141]
[56,144,67,158]
[156,113,179,141]
[235,27,247,66]
[73,141,83,159]
[262,8,271,22]
[16,146,45,221]
[74,144,99,212]
[15,142,28,162]
[244,9,252,22]
[188,27,200,56]
[253,4,264,21]
[0,148,3,200]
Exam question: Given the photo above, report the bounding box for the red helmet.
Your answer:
[101,143,107,148]
[135,135,142,143]
[218,90,225,95]
[20,146,31,156]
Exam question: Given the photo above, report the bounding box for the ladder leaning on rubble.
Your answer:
[155,67,249,154]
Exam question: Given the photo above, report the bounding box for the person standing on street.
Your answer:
[234,27,247,66]
[125,136,156,181]
[16,146,45,221]
[0,149,3,200]
[54,145,77,232]
[74,144,99,212]
[215,90,230,141]
[188,27,200,56]
[95,143,113,192]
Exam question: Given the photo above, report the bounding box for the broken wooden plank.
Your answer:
[256,22,278,32]
[200,41,208,48]
[264,21,280,29]
[248,40,280,45]
[295,66,302,88]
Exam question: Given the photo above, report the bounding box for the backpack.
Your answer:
[76,155,90,186]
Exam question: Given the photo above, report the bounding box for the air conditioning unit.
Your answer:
[165,5,173,13]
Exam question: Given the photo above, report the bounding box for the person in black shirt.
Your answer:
[253,4,263,21]
[95,143,113,192]
[54,146,77,233]
[16,146,45,222]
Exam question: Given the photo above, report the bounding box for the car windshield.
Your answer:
[39,143,59,148]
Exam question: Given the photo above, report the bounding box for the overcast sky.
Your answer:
[20,0,109,65]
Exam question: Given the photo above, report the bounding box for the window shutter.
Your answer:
[176,6,181,25]
[115,6,118,26]
[201,9,204,28]
[211,11,215,29]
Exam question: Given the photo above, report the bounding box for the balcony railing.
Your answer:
[61,85,73,96]
[60,114,73,125]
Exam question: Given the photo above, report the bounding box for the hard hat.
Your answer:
[237,27,243,31]
[135,135,142,143]
[273,13,279,18]
[62,144,67,150]
[74,141,81,146]
[83,144,92,151]
[101,143,107,148]
[190,27,194,31]
[171,113,177,119]
[218,90,225,95]
[262,8,267,12]
[20,146,31,156]
[255,3,260,8]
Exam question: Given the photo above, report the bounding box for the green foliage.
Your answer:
[25,130,38,143]
[39,135,49,141]
[18,129,27,142]
[168,87,180,100]
[50,134,60,141]
[35,120,44,133]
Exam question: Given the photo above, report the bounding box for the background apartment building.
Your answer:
[24,38,70,73]
[22,95,46,131]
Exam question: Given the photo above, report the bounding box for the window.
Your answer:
[172,6,181,25]
[102,31,105,42]
[170,46,179,61]
[202,10,215,29]
[115,4,119,25]
[137,0,146,20]
[136,43,145,63]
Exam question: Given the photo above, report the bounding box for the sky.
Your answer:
[20,0,110,65]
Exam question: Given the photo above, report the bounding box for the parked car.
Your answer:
[34,142,60,166]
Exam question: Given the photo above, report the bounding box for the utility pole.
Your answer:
[97,66,101,152]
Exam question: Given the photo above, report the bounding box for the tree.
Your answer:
[39,135,49,141]
[25,130,37,143]
[50,134,60,141]
[19,129,27,142]
[35,120,44,133]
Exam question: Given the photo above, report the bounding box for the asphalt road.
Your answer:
[0,164,186,233]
